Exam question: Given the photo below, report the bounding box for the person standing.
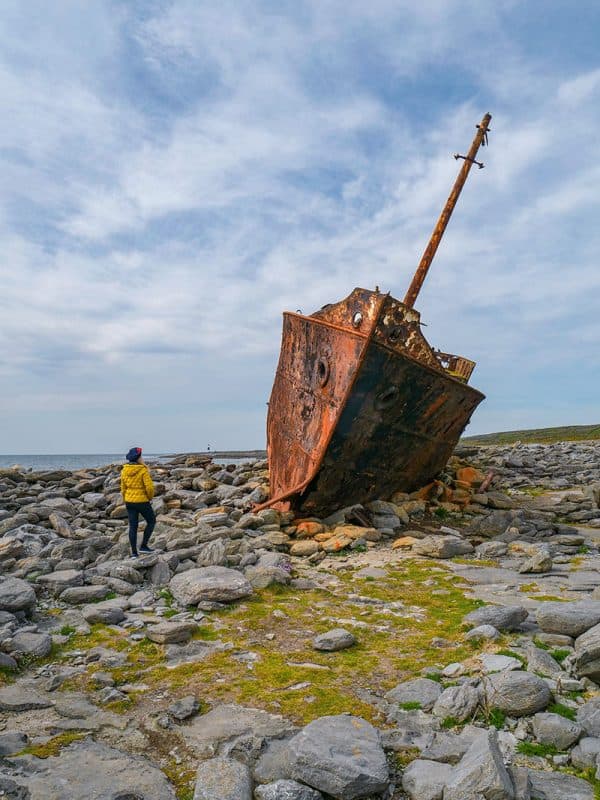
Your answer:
[120,446,155,558]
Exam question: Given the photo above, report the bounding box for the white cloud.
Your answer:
[1,1,600,449]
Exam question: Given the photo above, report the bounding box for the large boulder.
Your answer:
[193,757,252,800]
[7,631,52,659]
[463,605,528,632]
[483,671,551,717]
[528,769,594,800]
[536,601,600,638]
[532,713,582,749]
[169,567,253,605]
[576,698,600,738]
[574,623,600,681]
[443,729,514,800]
[0,578,36,612]
[288,715,389,800]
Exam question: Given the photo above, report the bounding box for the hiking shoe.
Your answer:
[139,546,154,554]
[131,553,139,559]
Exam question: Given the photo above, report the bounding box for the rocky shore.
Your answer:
[0,441,599,798]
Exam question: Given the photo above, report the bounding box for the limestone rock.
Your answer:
[413,536,474,559]
[576,698,600,737]
[536,601,600,637]
[146,620,197,644]
[574,622,600,681]
[82,601,126,625]
[312,629,356,652]
[0,577,36,612]
[463,605,528,632]
[571,736,600,769]
[183,704,296,760]
[532,712,582,749]
[170,567,253,605]
[528,769,593,800]
[432,684,480,722]
[193,757,252,800]
[443,729,515,800]
[255,780,323,800]
[289,715,389,799]
[8,631,52,659]
[3,738,176,799]
[168,695,200,721]
[402,759,453,800]
[483,671,551,717]
[385,678,442,712]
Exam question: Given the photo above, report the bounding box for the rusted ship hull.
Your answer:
[264,288,484,516]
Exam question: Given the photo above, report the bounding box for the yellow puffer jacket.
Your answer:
[120,463,155,503]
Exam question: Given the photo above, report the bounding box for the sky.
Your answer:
[1,0,599,454]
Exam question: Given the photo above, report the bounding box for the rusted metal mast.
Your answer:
[403,112,492,309]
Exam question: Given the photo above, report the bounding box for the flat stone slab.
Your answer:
[0,684,54,712]
[183,704,297,759]
[2,738,176,799]
[146,620,197,644]
[193,757,252,800]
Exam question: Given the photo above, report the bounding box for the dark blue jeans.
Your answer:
[125,502,156,555]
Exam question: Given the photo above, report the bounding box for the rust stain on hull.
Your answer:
[262,288,484,516]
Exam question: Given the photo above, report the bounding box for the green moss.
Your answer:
[398,701,422,711]
[59,625,76,636]
[20,731,86,759]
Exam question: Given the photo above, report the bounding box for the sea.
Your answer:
[0,454,252,471]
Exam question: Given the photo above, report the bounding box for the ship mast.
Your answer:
[403,112,492,309]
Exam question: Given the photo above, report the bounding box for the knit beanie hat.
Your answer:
[126,447,142,463]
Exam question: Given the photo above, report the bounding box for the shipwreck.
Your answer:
[261,114,492,517]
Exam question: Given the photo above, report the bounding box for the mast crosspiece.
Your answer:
[403,112,492,309]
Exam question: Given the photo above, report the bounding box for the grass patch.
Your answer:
[548,702,577,721]
[463,424,600,445]
[398,701,422,711]
[550,649,571,665]
[533,638,551,651]
[517,741,560,758]
[441,716,461,730]
[496,649,527,667]
[137,559,482,725]
[59,625,76,637]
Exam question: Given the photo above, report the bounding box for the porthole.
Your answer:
[352,311,363,328]
[317,358,330,387]
[375,385,399,411]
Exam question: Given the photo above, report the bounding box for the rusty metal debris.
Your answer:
[259,114,492,516]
